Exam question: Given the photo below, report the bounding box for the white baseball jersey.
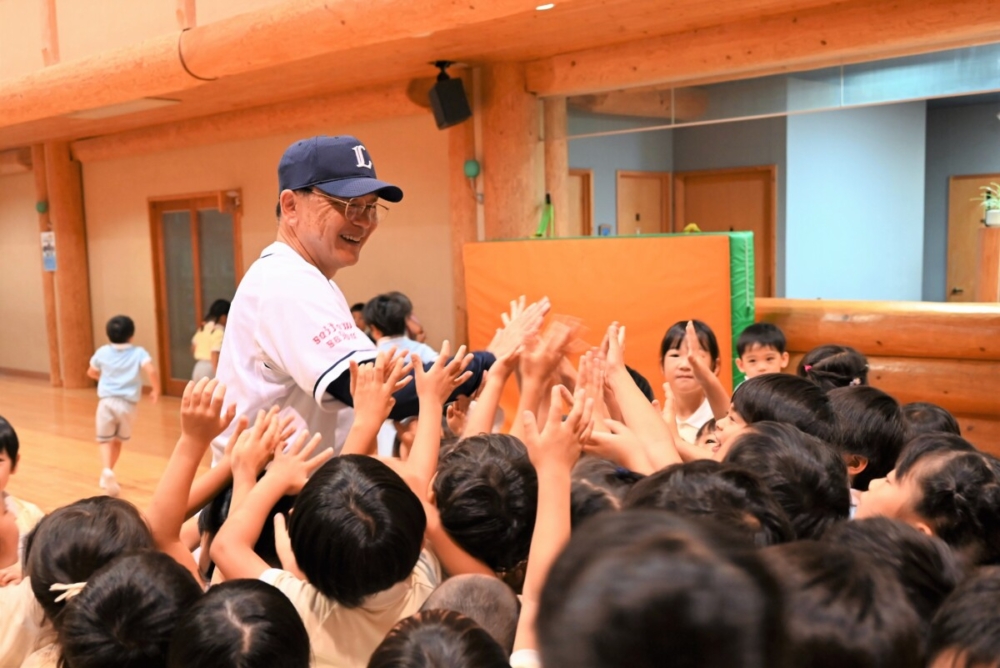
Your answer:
[211,241,377,464]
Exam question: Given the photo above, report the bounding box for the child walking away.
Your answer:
[87,315,159,497]
[191,299,230,381]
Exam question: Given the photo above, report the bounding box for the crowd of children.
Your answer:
[1,296,999,668]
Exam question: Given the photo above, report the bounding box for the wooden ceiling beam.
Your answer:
[0,0,559,130]
[71,83,426,163]
[526,0,1000,97]
[0,147,32,174]
[569,88,709,121]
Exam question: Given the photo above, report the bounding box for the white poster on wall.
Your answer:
[41,231,56,272]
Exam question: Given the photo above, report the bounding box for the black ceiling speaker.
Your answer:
[429,61,472,130]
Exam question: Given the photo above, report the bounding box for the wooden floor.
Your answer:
[0,373,194,513]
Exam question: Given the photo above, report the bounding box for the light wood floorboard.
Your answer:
[0,373,198,514]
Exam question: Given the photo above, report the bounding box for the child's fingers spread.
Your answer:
[181,381,196,407]
[521,410,541,441]
[453,371,473,387]
[394,375,413,391]
[286,429,311,455]
[437,340,452,361]
[304,437,332,469]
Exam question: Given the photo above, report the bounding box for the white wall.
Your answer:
[0,172,50,373]
[83,113,453,377]
[786,103,927,300]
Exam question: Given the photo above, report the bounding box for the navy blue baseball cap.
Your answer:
[278,135,403,203]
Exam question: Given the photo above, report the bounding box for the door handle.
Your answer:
[951,287,964,295]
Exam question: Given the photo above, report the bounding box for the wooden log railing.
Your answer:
[756,299,1000,454]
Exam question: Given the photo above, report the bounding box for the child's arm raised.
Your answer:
[514,385,593,653]
[211,431,332,581]
[684,321,730,420]
[603,324,682,468]
[147,378,236,581]
[341,350,411,457]
[510,321,575,441]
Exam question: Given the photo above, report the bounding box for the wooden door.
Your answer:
[674,166,776,297]
[617,171,671,235]
[947,174,1000,302]
[149,191,243,396]
[568,168,594,236]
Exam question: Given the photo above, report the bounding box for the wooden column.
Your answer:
[481,62,540,240]
[449,74,479,346]
[543,97,570,237]
[44,142,94,389]
[31,145,62,387]
[40,0,60,66]
[975,227,1000,302]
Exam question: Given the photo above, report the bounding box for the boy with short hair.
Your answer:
[736,322,789,378]
[87,315,159,497]
[364,292,439,362]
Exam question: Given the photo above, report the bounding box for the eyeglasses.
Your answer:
[311,190,389,223]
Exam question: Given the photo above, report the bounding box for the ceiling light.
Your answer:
[536,3,555,10]
[65,98,180,120]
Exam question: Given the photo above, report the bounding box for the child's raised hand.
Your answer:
[520,321,574,383]
[180,378,236,444]
[602,323,627,373]
[264,430,332,495]
[350,350,413,426]
[521,385,593,474]
[489,296,551,365]
[230,407,285,478]
[584,419,650,472]
[414,342,474,405]
[446,395,471,437]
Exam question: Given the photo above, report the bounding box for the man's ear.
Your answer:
[844,453,869,476]
[279,189,299,223]
[779,352,790,370]
[735,357,746,373]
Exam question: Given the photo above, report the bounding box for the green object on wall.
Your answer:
[36,201,48,214]
[727,231,756,386]
[463,159,481,179]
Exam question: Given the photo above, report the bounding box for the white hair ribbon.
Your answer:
[49,581,87,603]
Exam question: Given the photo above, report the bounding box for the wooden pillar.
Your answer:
[481,62,540,240]
[975,226,1000,302]
[449,75,478,346]
[543,97,570,237]
[44,142,94,389]
[40,0,60,65]
[31,145,63,387]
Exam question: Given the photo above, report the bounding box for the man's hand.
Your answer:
[179,378,236,444]
[264,430,333,496]
[521,385,593,474]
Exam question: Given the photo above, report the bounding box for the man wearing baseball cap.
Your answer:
[209,135,498,462]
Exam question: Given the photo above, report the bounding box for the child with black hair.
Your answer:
[797,343,869,391]
[928,566,1000,668]
[903,401,961,439]
[828,385,907,498]
[368,609,509,668]
[364,292,438,362]
[87,314,160,497]
[724,421,850,539]
[433,433,538,588]
[569,456,644,530]
[694,418,720,455]
[823,517,962,628]
[0,415,44,571]
[56,551,203,668]
[659,320,729,443]
[191,298,230,381]
[762,541,924,668]
[624,459,795,547]
[735,322,789,379]
[856,433,1000,566]
[715,373,837,458]
[168,579,311,668]
[536,510,787,668]
[8,495,156,667]
[212,344,474,667]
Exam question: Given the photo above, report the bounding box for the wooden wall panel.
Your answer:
[765,299,1000,453]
